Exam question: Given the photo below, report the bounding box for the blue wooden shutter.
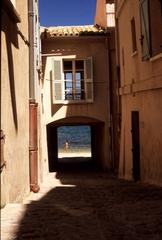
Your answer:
[140,0,150,60]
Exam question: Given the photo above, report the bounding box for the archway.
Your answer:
[46,116,105,171]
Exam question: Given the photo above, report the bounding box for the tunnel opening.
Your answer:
[47,119,105,172]
[58,125,91,155]
[56,125,93,170]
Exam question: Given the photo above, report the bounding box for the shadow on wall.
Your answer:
[14,169,162,239]
[2,13,19,131]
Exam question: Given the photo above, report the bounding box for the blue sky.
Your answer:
[39,0,97,27]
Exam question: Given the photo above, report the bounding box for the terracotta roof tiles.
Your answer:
[41,25,107,38]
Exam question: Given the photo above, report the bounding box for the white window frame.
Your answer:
[51,55,93,104]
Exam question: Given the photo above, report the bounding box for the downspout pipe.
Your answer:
[28,0,40,193]
[28,0,35,101]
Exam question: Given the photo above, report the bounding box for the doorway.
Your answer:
[131,111,140,181]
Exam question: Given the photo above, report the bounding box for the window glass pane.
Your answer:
[76,71,84,80]
[76,82,81,88]
[65,72,72,80]
[76,60,84,70]
[65,94,73,100]
[76,88,81,93]
[63,60,72,70]
[64,72,73,100]
[76,72,81,80]
[65,82,72,88]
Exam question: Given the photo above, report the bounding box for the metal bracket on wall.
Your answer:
[0,130,6,173]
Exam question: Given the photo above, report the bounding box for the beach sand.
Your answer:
[58,151,91,158]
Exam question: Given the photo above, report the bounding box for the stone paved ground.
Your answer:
[1,168,162,240]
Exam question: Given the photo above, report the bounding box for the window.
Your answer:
[131,18,137,53]
[52,57,93,103]
[140,0,162,60]
[63,60,85,100]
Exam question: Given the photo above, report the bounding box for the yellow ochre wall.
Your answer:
[40,36,112,172]
[116,0,162,185]
[1,1,30,206]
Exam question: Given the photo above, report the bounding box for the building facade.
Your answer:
[40,25,113,172]
[1,0,41,207]
[95,0,119,171]
[116,0,162,185]
[1,0,30,207]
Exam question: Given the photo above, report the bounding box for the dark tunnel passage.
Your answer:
[46,120,105,172]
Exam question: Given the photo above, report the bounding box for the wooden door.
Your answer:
[131,111,140,181]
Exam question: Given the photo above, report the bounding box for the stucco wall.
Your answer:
[41,36,111,170]
[1,1,30,205]
[95,0,107,27]
[117,0,162,185]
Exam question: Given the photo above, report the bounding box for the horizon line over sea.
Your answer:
[57,125,92,154]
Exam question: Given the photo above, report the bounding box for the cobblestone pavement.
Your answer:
[1,168,162,240]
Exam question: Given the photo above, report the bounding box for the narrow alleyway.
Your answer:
[1,166,162,240]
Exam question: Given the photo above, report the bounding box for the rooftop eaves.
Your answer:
[40,25,107,38]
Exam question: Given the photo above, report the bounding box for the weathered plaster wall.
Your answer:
[117,0,162,185]
[95,0,107,27]
[1,1,30,205]
[41,37,111,170]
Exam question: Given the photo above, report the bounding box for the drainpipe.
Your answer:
[28,0,35,100]
[105,35,114,170]
[28,0,40,193]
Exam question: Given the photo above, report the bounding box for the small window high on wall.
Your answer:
[131,18,137,53]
